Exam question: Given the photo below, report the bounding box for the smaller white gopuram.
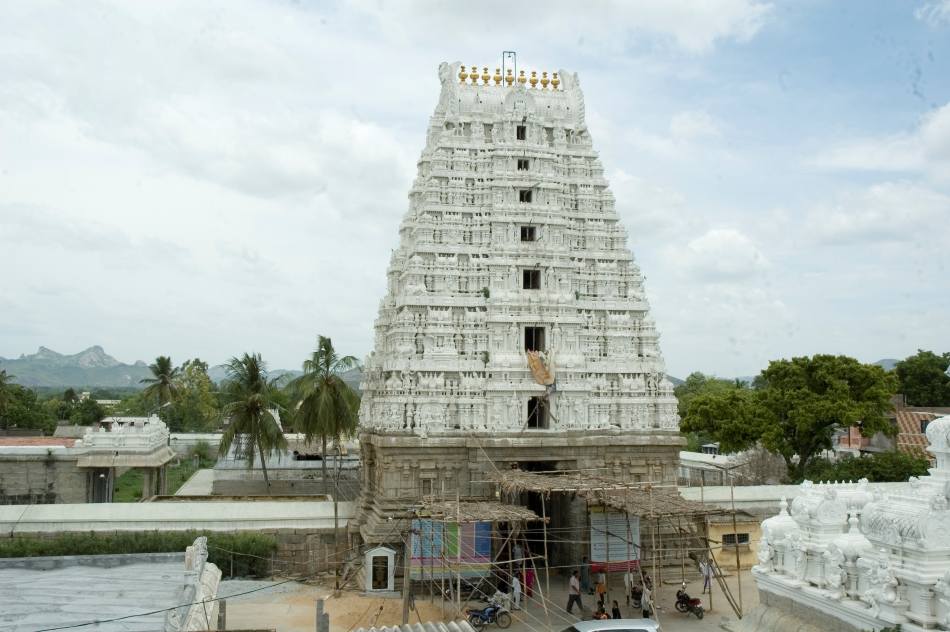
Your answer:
[746,414,950,632]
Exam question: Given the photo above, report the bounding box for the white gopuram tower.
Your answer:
[355,62,681,545]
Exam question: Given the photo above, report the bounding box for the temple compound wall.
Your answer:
[353,62,682,547]
[738,414,950,632]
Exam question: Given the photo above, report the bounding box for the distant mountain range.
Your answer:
[0,345,903,390]
[0,345,357,390]
[0,346,151,388]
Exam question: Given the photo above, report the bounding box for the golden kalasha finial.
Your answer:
[529,71,538,89]
[505,69,514,86]
[481,67,490,85]
[540,71,550,90]
[459,65,468,84]
[470,64,478,85]
[551,72,560,91]
[518,70,527,85]
[493,68,502,85]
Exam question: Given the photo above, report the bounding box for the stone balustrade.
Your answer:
[82,417,170,452]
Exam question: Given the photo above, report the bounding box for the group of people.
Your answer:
[566,557,654,620]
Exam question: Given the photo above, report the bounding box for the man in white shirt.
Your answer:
[641,584,652,619]
[566,570,583,614]
[512,572,522,610]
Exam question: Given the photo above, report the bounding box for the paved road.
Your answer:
[222,569,756,632]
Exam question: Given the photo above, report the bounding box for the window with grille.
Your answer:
[521,226,536,242]
[516,125,526,140]
[722,533,750,547]
[517,159,529,171]
[519,189,533,203]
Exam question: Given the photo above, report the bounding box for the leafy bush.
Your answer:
[189,440,214,467]
[0,531,277,578]
[802,450,929,483]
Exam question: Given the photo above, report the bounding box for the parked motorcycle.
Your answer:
[466,596,512,629]
[675,586,705,620]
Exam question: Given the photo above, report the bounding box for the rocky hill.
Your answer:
[0,346,152,388]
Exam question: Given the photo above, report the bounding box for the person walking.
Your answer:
[512,572,522,610]
[641,583,653,619]
[566,570,583,614]
[611,600,622,619]
[701,559,713,594]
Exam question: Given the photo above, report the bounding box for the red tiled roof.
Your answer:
[0,437,76,447]
[895,410,937,458]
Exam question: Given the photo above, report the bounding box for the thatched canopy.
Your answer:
[415,499,542,523]
[485,469,728,519]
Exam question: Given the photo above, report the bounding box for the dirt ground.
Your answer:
[221,569,758,632]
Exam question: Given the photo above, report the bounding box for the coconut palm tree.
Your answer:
[288,336,360,555]
[140,356,180,412]
[219,353,287,490]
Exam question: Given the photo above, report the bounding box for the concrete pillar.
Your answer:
[142,468,152,499]
[159,464,168,495]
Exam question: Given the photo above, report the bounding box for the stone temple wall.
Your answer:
[0,453,88,505]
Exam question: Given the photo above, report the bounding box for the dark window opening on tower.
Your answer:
[517,159,530,171]
[516,125,526,141]
[521,226,536,242]
[519,189,533,203]
[527,397,548,429]
[524,326,545,351]
[523,269,540,290]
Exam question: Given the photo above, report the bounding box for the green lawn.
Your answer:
[112,459,205,502]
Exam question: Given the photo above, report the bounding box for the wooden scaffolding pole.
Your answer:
[540,492,551,612]
[456,491,462,616]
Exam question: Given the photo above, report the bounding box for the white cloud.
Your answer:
[673,228,770,281]
[670,110,722,141]
[813,102,950,183]
[916,0,950,26]
[349,0,773,54]
[805,181,950,245]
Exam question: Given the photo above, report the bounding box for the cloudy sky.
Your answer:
[1,1,948,378]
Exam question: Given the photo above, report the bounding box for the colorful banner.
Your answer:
[589,506,640,572]
[410,519,492,579]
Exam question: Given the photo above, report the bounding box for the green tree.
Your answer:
[675,372,744,450]
[218,353,287,490]
[163,359,220,432]
[0,385,56,434]
[803,450,929,483]
[895,350,950,406]
[0,369,15,424]
[682,355,898,482]
[69,398,105,425]
[140,356,180,413]
[287,336,360,562]
[113,390,152,416]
